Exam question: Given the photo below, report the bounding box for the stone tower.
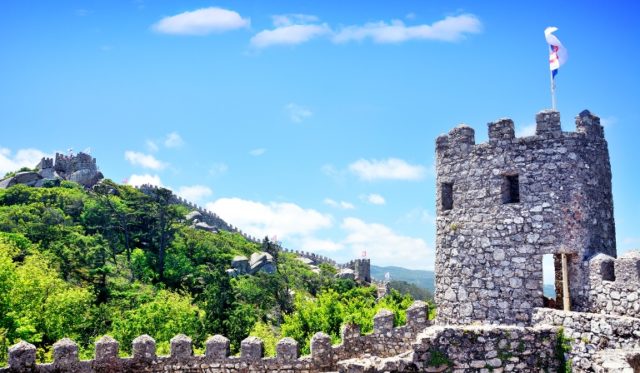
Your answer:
[434,109,615,326]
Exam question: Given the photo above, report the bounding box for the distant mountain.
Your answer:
[371,265,435,292]
[543,284,556,298]
[371,265,556,298]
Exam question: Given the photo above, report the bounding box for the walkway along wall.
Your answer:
[1,302,428,373]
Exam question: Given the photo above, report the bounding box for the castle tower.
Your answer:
[434,110,615,326]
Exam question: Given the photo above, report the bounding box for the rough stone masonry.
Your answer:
[434,109,615,325]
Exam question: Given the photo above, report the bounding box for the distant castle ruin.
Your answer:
[3,110,640,372]
[0,151,103,189]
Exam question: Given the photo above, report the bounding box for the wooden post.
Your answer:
[561,253,570,311]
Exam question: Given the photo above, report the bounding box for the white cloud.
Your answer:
[333,14,482,44]
[363,193,386,205]
[152,7,250,35]
[249,148,267,156]
[177,185,213,202]
[209,162,228,176]
[146,140,159,152]
[206,198,332,239]
[349,158,426,181]
[124,151,167,170]
[0,147,50,176]
[516,123,536,137]
[298,237,344,252]
[341,217,433,269]
[127,174,163,187]
[400,208,436,225]
[324,198,355,210]
[272,14,320,27]
[251,14,330,48]
[285,103,313,123]
[164,132,184,148]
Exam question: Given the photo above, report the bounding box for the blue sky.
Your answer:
[1,1,639,272]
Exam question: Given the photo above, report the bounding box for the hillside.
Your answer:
[371,265,435,292]
[0,179,415,365]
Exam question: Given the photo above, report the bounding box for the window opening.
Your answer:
[502,174,520,204]
[441,182,453,210]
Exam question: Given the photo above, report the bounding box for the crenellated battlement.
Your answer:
[436,109,606,156]
[1,301,429,373]
[588,250,640,318]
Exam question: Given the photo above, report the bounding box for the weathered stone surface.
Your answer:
[337,267,355,280]
[248,252,276,274]
[276,337,298,360]
[170,334,192,360]
[205,334,230,360]
[435,110,615,326]
[132,334,156,360]
[231,255,249,274]
[373,309,394,334]
[53,338,79,368]
[185,210,202,221]
[95,335,119,361]
[0,171,42,188]
[241,336,263,360]
[8,341,36,369]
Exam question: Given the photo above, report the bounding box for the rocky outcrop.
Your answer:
[228,252,276,276]
[0,171,42,188]
[337,268,355,280]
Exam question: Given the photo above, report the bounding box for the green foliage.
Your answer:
[427,350,452,367]
[0,182,398,365]
[249,322,280,357]
[555,327,573,373]
[281,287,413,354]
[109,289,204,352]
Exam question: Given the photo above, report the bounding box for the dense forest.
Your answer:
[0,180,430,365]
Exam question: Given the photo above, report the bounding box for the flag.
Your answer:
[545,27,568,80]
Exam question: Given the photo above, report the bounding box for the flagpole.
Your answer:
[549,70,556,110]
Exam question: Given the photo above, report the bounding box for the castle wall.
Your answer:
[587,251,640,318]
[533,308,640,372]
[434,110,615,326]
[1,302,429,373]
[135,184,339,267]
[337,324,559,372]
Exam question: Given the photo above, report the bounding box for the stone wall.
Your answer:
[337,324,560,372]
[136,184,339,267]
[435,110,615,326]
[592,349,640,373]
[588,251,640,318]
[533,308,640,372]
[1,302,429,373]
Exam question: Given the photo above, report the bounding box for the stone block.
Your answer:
[373,309,394,334]
[8,341,36,370]
[406,300,429,329]
[241,336,263,360]
[310,332,332,368]
[488,118,515,141]
[53,338,79,368]
[535,109,561,135]
[95,335,119,361]
[170,334,192,360]
[276,337,299,360]
[205,334,230,360]
[132,334,156,360]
